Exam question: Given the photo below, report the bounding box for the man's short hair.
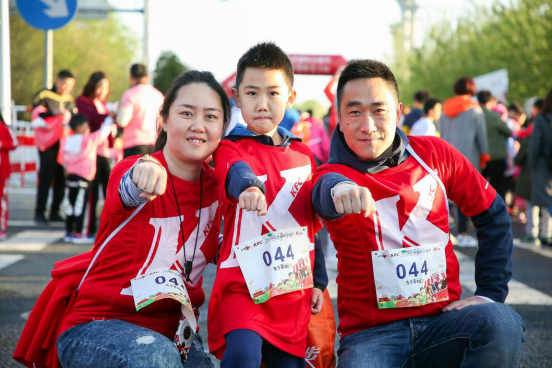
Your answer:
[69,114,88,131]
[453,77,477,96]
[508,102,524,115]
[423,98,441,114]
[130,64,148,80]
[533,98,544,111]
[57,70,74,80]
[477,90,493,105]
[414,90,430,103]
[337,59,399,111]
[235,42,294,90]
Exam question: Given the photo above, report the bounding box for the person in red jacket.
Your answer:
[0,114,18,239]
[312,59,524,368]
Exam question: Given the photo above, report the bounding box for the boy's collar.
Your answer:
[224,124,300,147]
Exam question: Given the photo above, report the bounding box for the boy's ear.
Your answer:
[286,90,297,110]
[232,88,241,108]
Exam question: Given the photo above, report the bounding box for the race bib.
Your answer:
[130,270,197,331]
[234,226,314,304]
[371,244,448,309]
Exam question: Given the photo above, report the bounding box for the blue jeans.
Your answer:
[57,319,214,368]
[338,303,525,368]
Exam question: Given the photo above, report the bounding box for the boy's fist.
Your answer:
[132,161,167,202]
[239,187,267,216]
[333,182,376,218]
[310,287,324,315]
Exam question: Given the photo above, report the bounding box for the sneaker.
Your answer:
[522,236,537,244]
[0,231,6,240]
[63,232,73,242]
[456,234,478,248]
[49,212,65,223]
[34,213,48,224]
[72,233,95,245]
[539,238,552,246]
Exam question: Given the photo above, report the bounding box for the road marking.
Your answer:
[0,254,24,270]
[0,230,64,251]
[455,251,552,305]
[513,239,552,260]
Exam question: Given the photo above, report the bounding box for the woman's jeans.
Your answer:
[338,303,525,368]
[57,319,213,368]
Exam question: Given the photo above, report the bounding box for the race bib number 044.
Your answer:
[371,244,449,309]
[234,226,314,304]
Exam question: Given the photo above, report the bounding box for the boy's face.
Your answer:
[233,67,296,138]
[55,77,75,95]
[76,122,90,134]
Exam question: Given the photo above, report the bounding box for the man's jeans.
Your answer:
[338,303,525,368]
[57,319,214,368]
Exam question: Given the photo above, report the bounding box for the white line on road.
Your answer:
[455,251,552,305]
[513,239,552,260]
[0,254,24,270]
[0,230,64,251]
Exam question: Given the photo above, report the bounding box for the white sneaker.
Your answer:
[456,234,478,248]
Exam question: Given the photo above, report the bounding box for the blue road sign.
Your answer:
[16,0,77,31]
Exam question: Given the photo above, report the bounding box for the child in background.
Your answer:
[208,42,328,367]
[0,114,18,239]
[62,114,113,244]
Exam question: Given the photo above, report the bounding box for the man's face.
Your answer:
[233,67,296,138]
[431,103,442,121]
[339,78,402,159]
[55,77,75,95]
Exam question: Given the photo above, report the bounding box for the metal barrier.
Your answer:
[9,105,37,189]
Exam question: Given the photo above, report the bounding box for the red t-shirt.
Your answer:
[61,151,221,339]
[208,138,322,359]
[314,136,496,337]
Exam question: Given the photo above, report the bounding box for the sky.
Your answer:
[107,0,508,106]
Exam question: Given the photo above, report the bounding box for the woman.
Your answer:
[14,70,230,368]
[529,88,552,246]
[75,72,114,241]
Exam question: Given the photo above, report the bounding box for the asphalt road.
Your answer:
[1,222,551,367]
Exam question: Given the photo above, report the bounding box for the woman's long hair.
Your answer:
[82,71,108,100]
[154,70,231,152]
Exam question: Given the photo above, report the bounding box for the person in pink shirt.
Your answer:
[76,71,115,238]
[117,64,164,158]
[62,114,113,244]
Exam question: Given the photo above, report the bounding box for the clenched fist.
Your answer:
[333,182,376,218]
[239,186,267,216]
[132,161,167,202]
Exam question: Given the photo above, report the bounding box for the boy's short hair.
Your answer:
[130,64,148,79]
[57,70,74,80]
[477,90,492,105]
[423,98,442,114]
[235,42,294,90]
[414,90,430,103]
[336,59,399,111]
[533,98,544,111]
[508,102,524,115]
[69,114,88,131]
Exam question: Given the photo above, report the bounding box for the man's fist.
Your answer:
[239,187,267,216]
[333,182,376,218]
[132,161,167,202]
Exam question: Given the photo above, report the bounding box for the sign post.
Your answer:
[0,0,11,125]
[16,0,77,87]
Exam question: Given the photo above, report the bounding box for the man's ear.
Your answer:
[396,102,403,127]
[232,88,241,108]
[286,90,297,110]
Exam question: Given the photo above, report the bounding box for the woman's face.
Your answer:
[94,79,110,101]
[163,83,224,165]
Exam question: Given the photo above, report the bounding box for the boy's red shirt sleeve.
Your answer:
[0,124,17,151]
[213,140,245,202]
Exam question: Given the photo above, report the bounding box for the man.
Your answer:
[117,64,164,158]
[401,89,430,135]
[410,97,442,136]
[312,59,524,367]
[440,77,489,247]
[478,90,511,202]
[31,70,75,223]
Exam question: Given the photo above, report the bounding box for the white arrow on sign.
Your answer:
[40,0,69,18]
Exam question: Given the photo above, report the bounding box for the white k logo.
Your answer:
[374,173,449,250]
[220,165,312,269]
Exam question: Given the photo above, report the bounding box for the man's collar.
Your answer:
[224,124,301,147]
[328,125,410,174]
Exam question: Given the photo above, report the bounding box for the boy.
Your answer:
[410,98,442,136]
[208,42,328,367]
[62,114,113,244]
